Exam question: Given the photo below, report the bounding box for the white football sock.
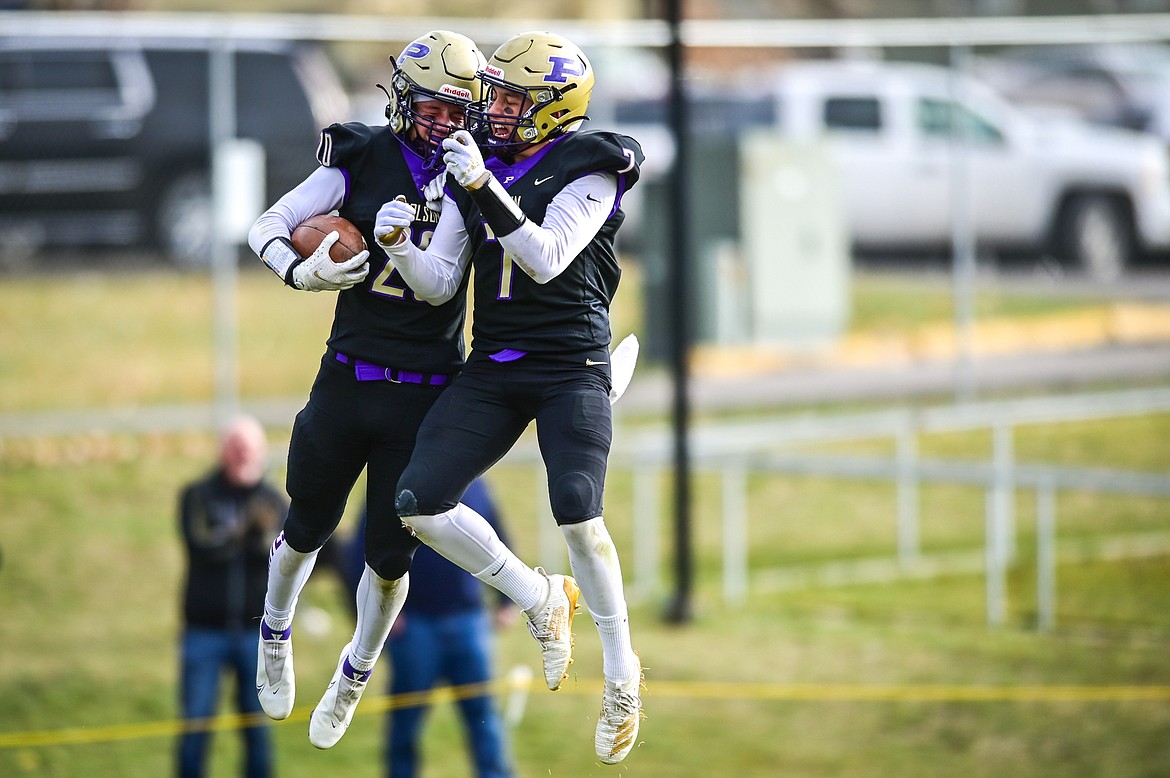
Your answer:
[562,517,639,683]
[592,608,640,684]
[263,534,319,630]
[349,566,408,670]
[473,550,546,613]
[407,502,545,611]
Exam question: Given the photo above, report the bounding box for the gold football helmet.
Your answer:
[469,31,595,155]
[384,30,485,168]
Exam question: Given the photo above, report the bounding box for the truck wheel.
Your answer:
[1060,195,1132,282]
[155,171,212,268]
[0,223,46,271]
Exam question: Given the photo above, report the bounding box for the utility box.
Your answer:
[637,131,850,359]
[737,131,850,349]
[637,134,740,360]
[213,138,266,244]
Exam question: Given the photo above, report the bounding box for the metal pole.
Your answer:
[895,418,920,568]
[722,462,748,604]
[1036,480,1056,631]
[949,36,977,404]
[209,40,239,428]
[663,0,694,624]
[633,464,662,602]
[984,487,1006,627]
[535,467,560,569]
[992,422,1016,563]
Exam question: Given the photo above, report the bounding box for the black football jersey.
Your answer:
[450,131,643,355]
[316,122,470,373]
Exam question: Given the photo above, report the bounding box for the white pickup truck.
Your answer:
[765,59,1170,279]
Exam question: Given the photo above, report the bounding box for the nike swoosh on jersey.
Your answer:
[585,358,608,366]
[587,194,601,203]
[534,176,554,185]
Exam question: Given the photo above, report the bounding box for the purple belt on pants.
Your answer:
[332,350,450,386]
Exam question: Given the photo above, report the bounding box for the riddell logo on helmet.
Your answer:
[437,84,473,101]
[484,64,504,78]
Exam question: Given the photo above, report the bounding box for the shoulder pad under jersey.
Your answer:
[316,122,379,168]
[572,131,644,190]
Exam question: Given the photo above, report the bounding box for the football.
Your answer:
[291,214,367,263]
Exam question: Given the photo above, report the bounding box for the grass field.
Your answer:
[2,266,1169,777]
[0,263,1113,413]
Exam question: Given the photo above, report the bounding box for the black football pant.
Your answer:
[283,352,445,579]
[397,350,613,526]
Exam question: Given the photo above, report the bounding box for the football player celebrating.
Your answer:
[246,31,520,750]
[376,31,645,765]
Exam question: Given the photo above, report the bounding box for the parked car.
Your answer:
[614,58,1170,280]
[973,43,1170,142]
[768,59,1170,279]
[0,37,349,267]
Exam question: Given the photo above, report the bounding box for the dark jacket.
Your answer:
[178,469,288,631]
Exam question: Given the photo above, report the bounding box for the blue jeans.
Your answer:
[386,610,511,778]
[177,626,272,778]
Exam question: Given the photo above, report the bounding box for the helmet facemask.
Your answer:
[387,68,468,170]
[467,32,594,160]
[381,30,484,170]
[469,77,580,157]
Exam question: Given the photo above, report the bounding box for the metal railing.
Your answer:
[2,385,1166,629]
[501,386,1170,629]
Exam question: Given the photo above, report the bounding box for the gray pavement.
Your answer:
[3,342,1167,439]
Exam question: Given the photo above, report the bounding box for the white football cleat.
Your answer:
[256,621,295,720]
[309,643,373,749]
[595,662,643,765]
[525,568,580,691]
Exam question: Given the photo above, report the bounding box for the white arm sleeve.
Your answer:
[496,172,617,284]
[382,193,473,305]
[247,166,347,256]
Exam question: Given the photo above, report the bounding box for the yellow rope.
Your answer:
[3,676,1168,749]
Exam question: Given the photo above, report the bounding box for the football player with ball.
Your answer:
[248,28,643,765]
[377,30,645,765]
[246,31,516,749]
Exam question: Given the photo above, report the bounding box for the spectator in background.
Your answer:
[176,415,288,778]
[339,478,516,778]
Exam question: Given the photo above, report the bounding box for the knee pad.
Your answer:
[395,488,418,517]
[280,513,333,553]
[365,546,416,581]
[397,489,454,540]
[549,471,601,525]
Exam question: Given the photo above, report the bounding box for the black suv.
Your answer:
[0,37,349,266]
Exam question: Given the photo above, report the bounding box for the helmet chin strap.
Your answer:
[421,140,445,171]
[376,83,394,124]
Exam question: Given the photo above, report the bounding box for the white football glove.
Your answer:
[423,175,446,213]
[442,130,490,190]
[608,334,640,406]
[291,231,370,292]
[375,196,413,247]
